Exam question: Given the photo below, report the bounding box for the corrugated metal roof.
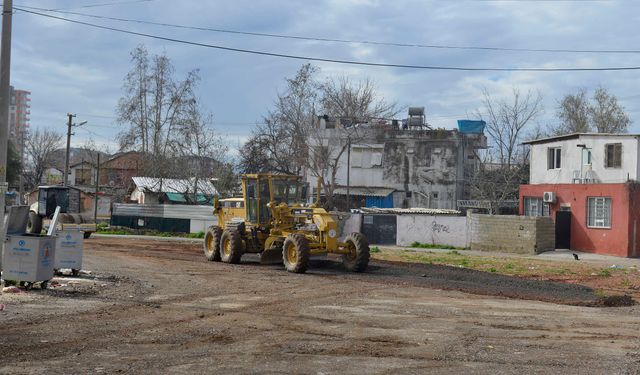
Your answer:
[360,207,461,215]
[132,177,218,195]
[333,187,394,197]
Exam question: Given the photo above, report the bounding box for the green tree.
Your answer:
[7,141,21,187]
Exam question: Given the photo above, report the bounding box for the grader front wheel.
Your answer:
[282,234,310,274]
[342,233,370,272]
[203,225,222,261]
[220,228,243,264]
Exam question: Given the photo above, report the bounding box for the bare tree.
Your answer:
[470,88,542,214]
[239,65,397,209]
[552,87,631,135]
[308,76,398,210]
[469,164,527,214]
[478,88,543,167]
[25,128,64,186]
[307,126,364,210]
[319,76,397,122]
[116,44,200,174]
[555,88,590,135]
[239,64,318,175]
[172,102,232,200]
[589,87,630,133]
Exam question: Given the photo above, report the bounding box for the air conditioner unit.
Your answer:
[543,192,556,203]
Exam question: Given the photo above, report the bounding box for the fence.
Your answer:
[111,204,217,234]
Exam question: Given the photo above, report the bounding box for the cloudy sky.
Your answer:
[9,0,640,154]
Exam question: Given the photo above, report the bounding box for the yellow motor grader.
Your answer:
[203,174,369,273]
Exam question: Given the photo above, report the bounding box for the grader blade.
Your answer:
[259,247,283,264]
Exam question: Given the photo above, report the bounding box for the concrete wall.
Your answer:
[396,215,468,248]
[530,135,640,184]
[468,214,555,254]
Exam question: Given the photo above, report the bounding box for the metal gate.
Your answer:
[361,214,397,245]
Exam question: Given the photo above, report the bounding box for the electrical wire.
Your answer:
[14,4,640,54]
[42,0,153,11]
[14,7,640,72]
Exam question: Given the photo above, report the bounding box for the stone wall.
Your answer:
[468,214,555,254]
[396,215,468,248]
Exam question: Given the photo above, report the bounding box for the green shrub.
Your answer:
[598,269,612,277]
[370,246,381,253]
[410,242,463,250]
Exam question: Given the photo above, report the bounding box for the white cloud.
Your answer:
[8,0,640,148]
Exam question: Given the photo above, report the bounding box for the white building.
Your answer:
[523,133,640,184]
[306,116,487,209]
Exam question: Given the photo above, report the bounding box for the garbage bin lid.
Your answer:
[5,205,29,235]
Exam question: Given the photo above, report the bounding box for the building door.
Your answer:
[555,211,571,249]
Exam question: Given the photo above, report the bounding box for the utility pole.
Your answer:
[63,113,86,187]
[64,113,75,187]
[0,0,13,268]
[18,129,24,204]
[346,137,351,210]
[94,153,99,223]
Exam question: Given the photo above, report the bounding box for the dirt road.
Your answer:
[1,237,639,374]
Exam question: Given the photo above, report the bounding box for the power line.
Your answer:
[44,0,153,11]
[14,7,640,72]
[14,4,640,55]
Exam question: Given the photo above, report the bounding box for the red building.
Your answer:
[520,133,640,258]
[520,183,640,257]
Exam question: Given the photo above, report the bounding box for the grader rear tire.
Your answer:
[342,233,370,272]
[26,212,43,234]
[220,228,243,264]
[203,225,222,262]
[282,234,310,274]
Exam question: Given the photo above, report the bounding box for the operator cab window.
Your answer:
[246,179,258,223]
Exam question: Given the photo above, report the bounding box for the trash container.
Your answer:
[2,205,57,290]
[54,229,84,276]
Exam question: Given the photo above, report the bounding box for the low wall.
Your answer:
[468,214,555,254]
[396,215,468,248]
[111,203,217,234]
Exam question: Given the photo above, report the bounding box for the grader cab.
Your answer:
[203,174,370,273]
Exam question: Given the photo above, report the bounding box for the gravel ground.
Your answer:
[0,237,639,374]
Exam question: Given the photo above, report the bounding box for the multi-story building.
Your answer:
[8,86,31,150]
[306,113,487,210]
[520,133,640,257]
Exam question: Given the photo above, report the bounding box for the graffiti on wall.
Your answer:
[431,220,450,234]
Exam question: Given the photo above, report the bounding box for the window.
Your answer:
[582,148,592,165]
[371,152,383,167]
[524,197,544,216]
[587,197,611,228]
[547,147,561,169]
[605,143,622,168]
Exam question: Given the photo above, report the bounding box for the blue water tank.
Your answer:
[457,120,486,134]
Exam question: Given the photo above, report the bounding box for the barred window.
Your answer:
[587,197,611,228]
[605,143,622,168]
[524,197,544,216]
